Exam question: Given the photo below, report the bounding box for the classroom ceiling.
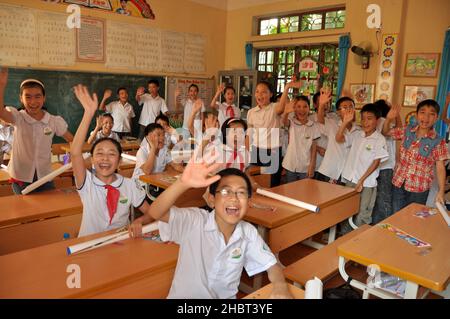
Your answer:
[189,0,287,11]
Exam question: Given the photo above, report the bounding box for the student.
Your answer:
[338,104,388,231]
[281,96,321,182]
[176,84,205,135]
[246,80,299,187]
[155,114,179,148]
[99,87,135,139]
[316,92,360,184]
[383,100,449,212]
[210,83,241,127]
[0,67,73,194]
[87,113,120,145]
[72,84,155,237]
[136,80,168,140]
[0,119,13,165]
[130,160,292,299]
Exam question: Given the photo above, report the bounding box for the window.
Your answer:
[258,8,345,36]
[256,44,340,100]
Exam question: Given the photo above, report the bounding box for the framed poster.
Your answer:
[403,85,436,107]
[404,53,440,77]
[350,83,375,104]
[76,17,105,63]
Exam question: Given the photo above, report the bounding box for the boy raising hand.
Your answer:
[131,151,292,299]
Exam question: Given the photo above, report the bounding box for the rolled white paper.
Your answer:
[171,149,193,162]
[0,164,7,169]
[67,222,159,255]
[305,277,323,299]
[21,153,91,195]
[256,188,319,213]
[435,202,450,227]
[121,153,137,162]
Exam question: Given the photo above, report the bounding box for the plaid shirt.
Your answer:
[390,125,449,192]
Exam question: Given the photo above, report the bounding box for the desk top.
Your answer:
[244,283,305,299]
[0,229,179,298]
[245,179,357,229]
[0,188,82,227]
[338,203,450,291]
[139,167,182,189]
[61,140,140,153]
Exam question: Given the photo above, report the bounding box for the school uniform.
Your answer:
[282,118,321,182]
[309,112,339,172]
[89,130,121,143]
[6,107,68,184]
[159,207,278,299]
[246,103,283,186]
[215,102,241,127]
[316,118,360,182]
[77,170,146,237]
[341,130,388,227]
[137,94,168,127]
[105,100,135,137]
[132,138,172,184]
[182,98,205,133]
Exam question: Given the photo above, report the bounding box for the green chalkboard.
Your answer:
[3,68,166,142]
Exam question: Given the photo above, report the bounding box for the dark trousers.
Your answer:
[371,169,393,224]
[393,184,429,213]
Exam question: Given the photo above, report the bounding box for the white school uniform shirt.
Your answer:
[309,112,340,170]
[89,130,121,143]
[132,138,172,182]
[138,94,168,126]
[182,98,205,131]
[317,119,360,180]
[376,118,396,170]
[6,107,68,183]
[105,100,135,133]
[246,103,281,149]
[282,119,321,173]
[216,102,241,127]
[159,207,277,299]
[341,130,389,188]
[0,124,13,153]
[77,170,146,237]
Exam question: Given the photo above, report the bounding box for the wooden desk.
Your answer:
[0,230,179,298]
[246,179,360,253]
[139,167,206,208]
[244,283,305,299]
[0,168,8,185]
[0,188,83,255]
[337,203,450,299]
[61,140,140,153]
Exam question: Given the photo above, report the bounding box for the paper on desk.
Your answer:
[435,202,450,227]
[121,153,137,162]
[256,188,319,213]
[67,222,158,255]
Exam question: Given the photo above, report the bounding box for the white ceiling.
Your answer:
[189,0,287,11]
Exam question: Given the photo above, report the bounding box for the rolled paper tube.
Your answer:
[121,153,137,162]
[305,277,323,299]
[435,202,450,227]
[21,153,91,195]
[0,164,7,169]
[256,188,319,213]
[67,222,159,255]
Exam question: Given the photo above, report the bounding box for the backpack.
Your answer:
[323,277,362,299]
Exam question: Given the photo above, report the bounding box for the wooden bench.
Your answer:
[284,224,371,288]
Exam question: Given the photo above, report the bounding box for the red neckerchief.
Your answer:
[226,105,235,118]
[104,185,120,225]
[226,149,244,171]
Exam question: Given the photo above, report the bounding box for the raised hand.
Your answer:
[0,67,8,91]
[342,108,355,124]
[386,104,400,120]
[95,115,102,130]
[103,89,112,99]
[216,83,225,94]
[136,86,145,96]
[285,80,303,90]
[180,150,221,189]
[148,133,159,152]
[319,87,332,107]
[73,84,98,115]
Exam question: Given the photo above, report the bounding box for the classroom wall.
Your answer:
[223,0,450,119]
[0,0,227,79]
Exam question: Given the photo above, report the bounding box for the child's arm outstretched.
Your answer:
[99,89,112,111]
[267,263,293,299]
[382,104,401,136]
[187,99,204,136]
[281,99,294,127]
[317,87,332,125]
[71,84,98,187]
[276,80,303,115]
[335,108,354,143]
[210,83,225,109]
[87,115,102,145]
[0,67,14,124]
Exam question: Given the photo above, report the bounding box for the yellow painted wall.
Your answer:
[0,0,227,78]
[224,0,450,118]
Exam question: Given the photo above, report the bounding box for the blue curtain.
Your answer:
[245,43,253,69]
[436,29,450,138]
[336,35,351,99]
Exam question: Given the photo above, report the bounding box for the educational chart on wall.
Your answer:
[0,4,38,66]
[161,31,185,74]
[76,17,106,63]
[166,77,214,113]
[37,12,75,66]
[135,26,161,72]
[184,33,206,74]
[106,21,136,69]
[375,34,399,102]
